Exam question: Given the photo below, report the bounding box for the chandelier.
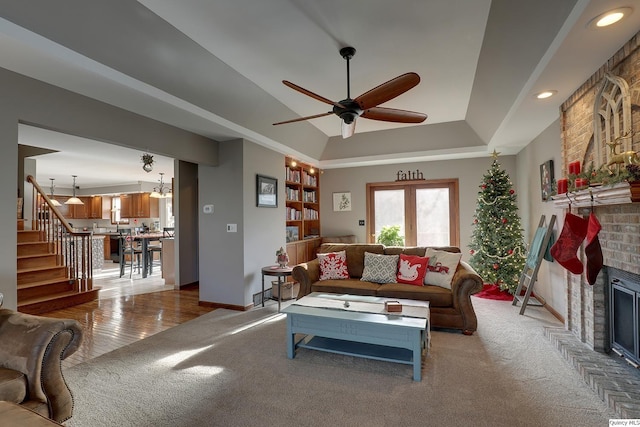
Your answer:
[150,173,172,198]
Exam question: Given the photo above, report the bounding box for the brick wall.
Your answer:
[561,31,640,352]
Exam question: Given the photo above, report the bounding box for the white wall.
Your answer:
[319,156,518,262]
[515,119,566,317]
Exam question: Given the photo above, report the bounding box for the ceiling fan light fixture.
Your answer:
[587,7,632,29]
[273,46,426,138]
[342,120,356,139]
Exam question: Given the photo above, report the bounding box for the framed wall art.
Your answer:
[332,192,352,212]
[256,174,278,207]
[539,160,554,201]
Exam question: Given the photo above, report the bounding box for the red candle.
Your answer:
[575,178,587,188]
[568,161,581,175]
[557,178,568,194]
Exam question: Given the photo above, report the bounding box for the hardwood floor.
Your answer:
[42,262,216,369]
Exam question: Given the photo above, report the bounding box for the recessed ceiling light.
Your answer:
[587,7,633,29]
[536,90,557,99]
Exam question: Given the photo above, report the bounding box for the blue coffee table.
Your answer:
[282,293,429,381]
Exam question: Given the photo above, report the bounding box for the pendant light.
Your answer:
[64,175,84,205]
[48,178,62,207]
[150,172,171,198]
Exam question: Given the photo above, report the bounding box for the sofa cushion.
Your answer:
[318,251,349,280]
[376,283,453,307]
[361,252,399,284]
[318,244,384,278]
[424,248,462,289]
[0,367,27,404]
[312,278,380,296]
[396,254,429,285]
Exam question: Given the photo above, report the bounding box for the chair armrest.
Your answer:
[0,309,83,422]
[449,261,484,334]
[292,259,320,298]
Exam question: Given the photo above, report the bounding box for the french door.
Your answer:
[366,179,459,246]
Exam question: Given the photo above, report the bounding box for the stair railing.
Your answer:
[26,175,93,292]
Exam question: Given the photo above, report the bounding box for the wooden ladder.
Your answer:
[512,214,556,315]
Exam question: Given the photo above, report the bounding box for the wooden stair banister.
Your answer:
[19,175,97,314]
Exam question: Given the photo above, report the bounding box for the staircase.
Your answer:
[17,176,100,314]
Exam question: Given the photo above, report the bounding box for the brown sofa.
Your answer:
[292,243,484,335]
[0,308,83,423]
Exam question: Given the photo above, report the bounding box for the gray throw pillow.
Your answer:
[360,252,399,284]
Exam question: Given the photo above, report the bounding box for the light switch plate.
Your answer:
[227,224,237,232]
[203,204,214,214]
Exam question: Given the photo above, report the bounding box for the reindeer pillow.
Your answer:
[423,248,462,289]
[396,254,429,286]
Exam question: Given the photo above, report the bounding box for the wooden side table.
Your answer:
[261,265,293,311]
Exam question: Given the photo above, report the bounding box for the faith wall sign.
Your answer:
[395,169,425,181]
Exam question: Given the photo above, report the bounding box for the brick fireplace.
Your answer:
[559,31,640,356]
[565,204,640,354]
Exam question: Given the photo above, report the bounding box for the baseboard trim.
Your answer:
[544,303,564,324]
[199,301,255,311]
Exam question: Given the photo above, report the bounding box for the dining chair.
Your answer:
[119,228,142,278]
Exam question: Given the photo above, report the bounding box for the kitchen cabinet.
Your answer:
[69,196,103,219]
[120,193,159,218]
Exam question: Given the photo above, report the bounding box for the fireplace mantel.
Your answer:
[551,182,640,209]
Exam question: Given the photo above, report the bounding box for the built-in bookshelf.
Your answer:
[285,157,320,243]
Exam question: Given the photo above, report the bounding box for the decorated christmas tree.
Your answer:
[469,151,526,294]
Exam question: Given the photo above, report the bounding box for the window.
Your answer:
[110,196,129,225]
[366,179,459,246]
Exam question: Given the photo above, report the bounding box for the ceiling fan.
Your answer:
[273,46,427,138]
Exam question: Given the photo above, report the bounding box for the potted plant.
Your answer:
[376,225,405,246]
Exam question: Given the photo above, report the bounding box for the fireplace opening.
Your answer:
[608,267,640,367]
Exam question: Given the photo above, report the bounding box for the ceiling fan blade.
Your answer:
[342,118,356,139]
[283,81,344,108]
[361,107,427,123]
[354,73,421,110]
[273,111,332,126]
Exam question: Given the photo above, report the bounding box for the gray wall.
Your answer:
[319,156,518,263]
[515,119,565,316]
[198,139,285,308]
[1,66,218,309]
[175,160,199,287]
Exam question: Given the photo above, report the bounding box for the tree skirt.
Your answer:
[474,284,513,301]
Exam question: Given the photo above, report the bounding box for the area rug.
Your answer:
[474,283,514,301]
[63,298,616,427]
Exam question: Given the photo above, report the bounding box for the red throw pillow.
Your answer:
[396,254,429,286]
[318,251,349,280]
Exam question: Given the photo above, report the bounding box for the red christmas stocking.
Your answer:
[550,212,588,274]
[585,212,603,285]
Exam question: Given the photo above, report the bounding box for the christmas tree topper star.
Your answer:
[491,149,501,159]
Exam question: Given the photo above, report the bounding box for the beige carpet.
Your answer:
[64,297,617,427]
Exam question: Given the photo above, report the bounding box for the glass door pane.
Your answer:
[416,187,450,246]
[374,189,405,245]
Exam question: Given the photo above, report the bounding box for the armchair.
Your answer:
[0,308,82,423]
